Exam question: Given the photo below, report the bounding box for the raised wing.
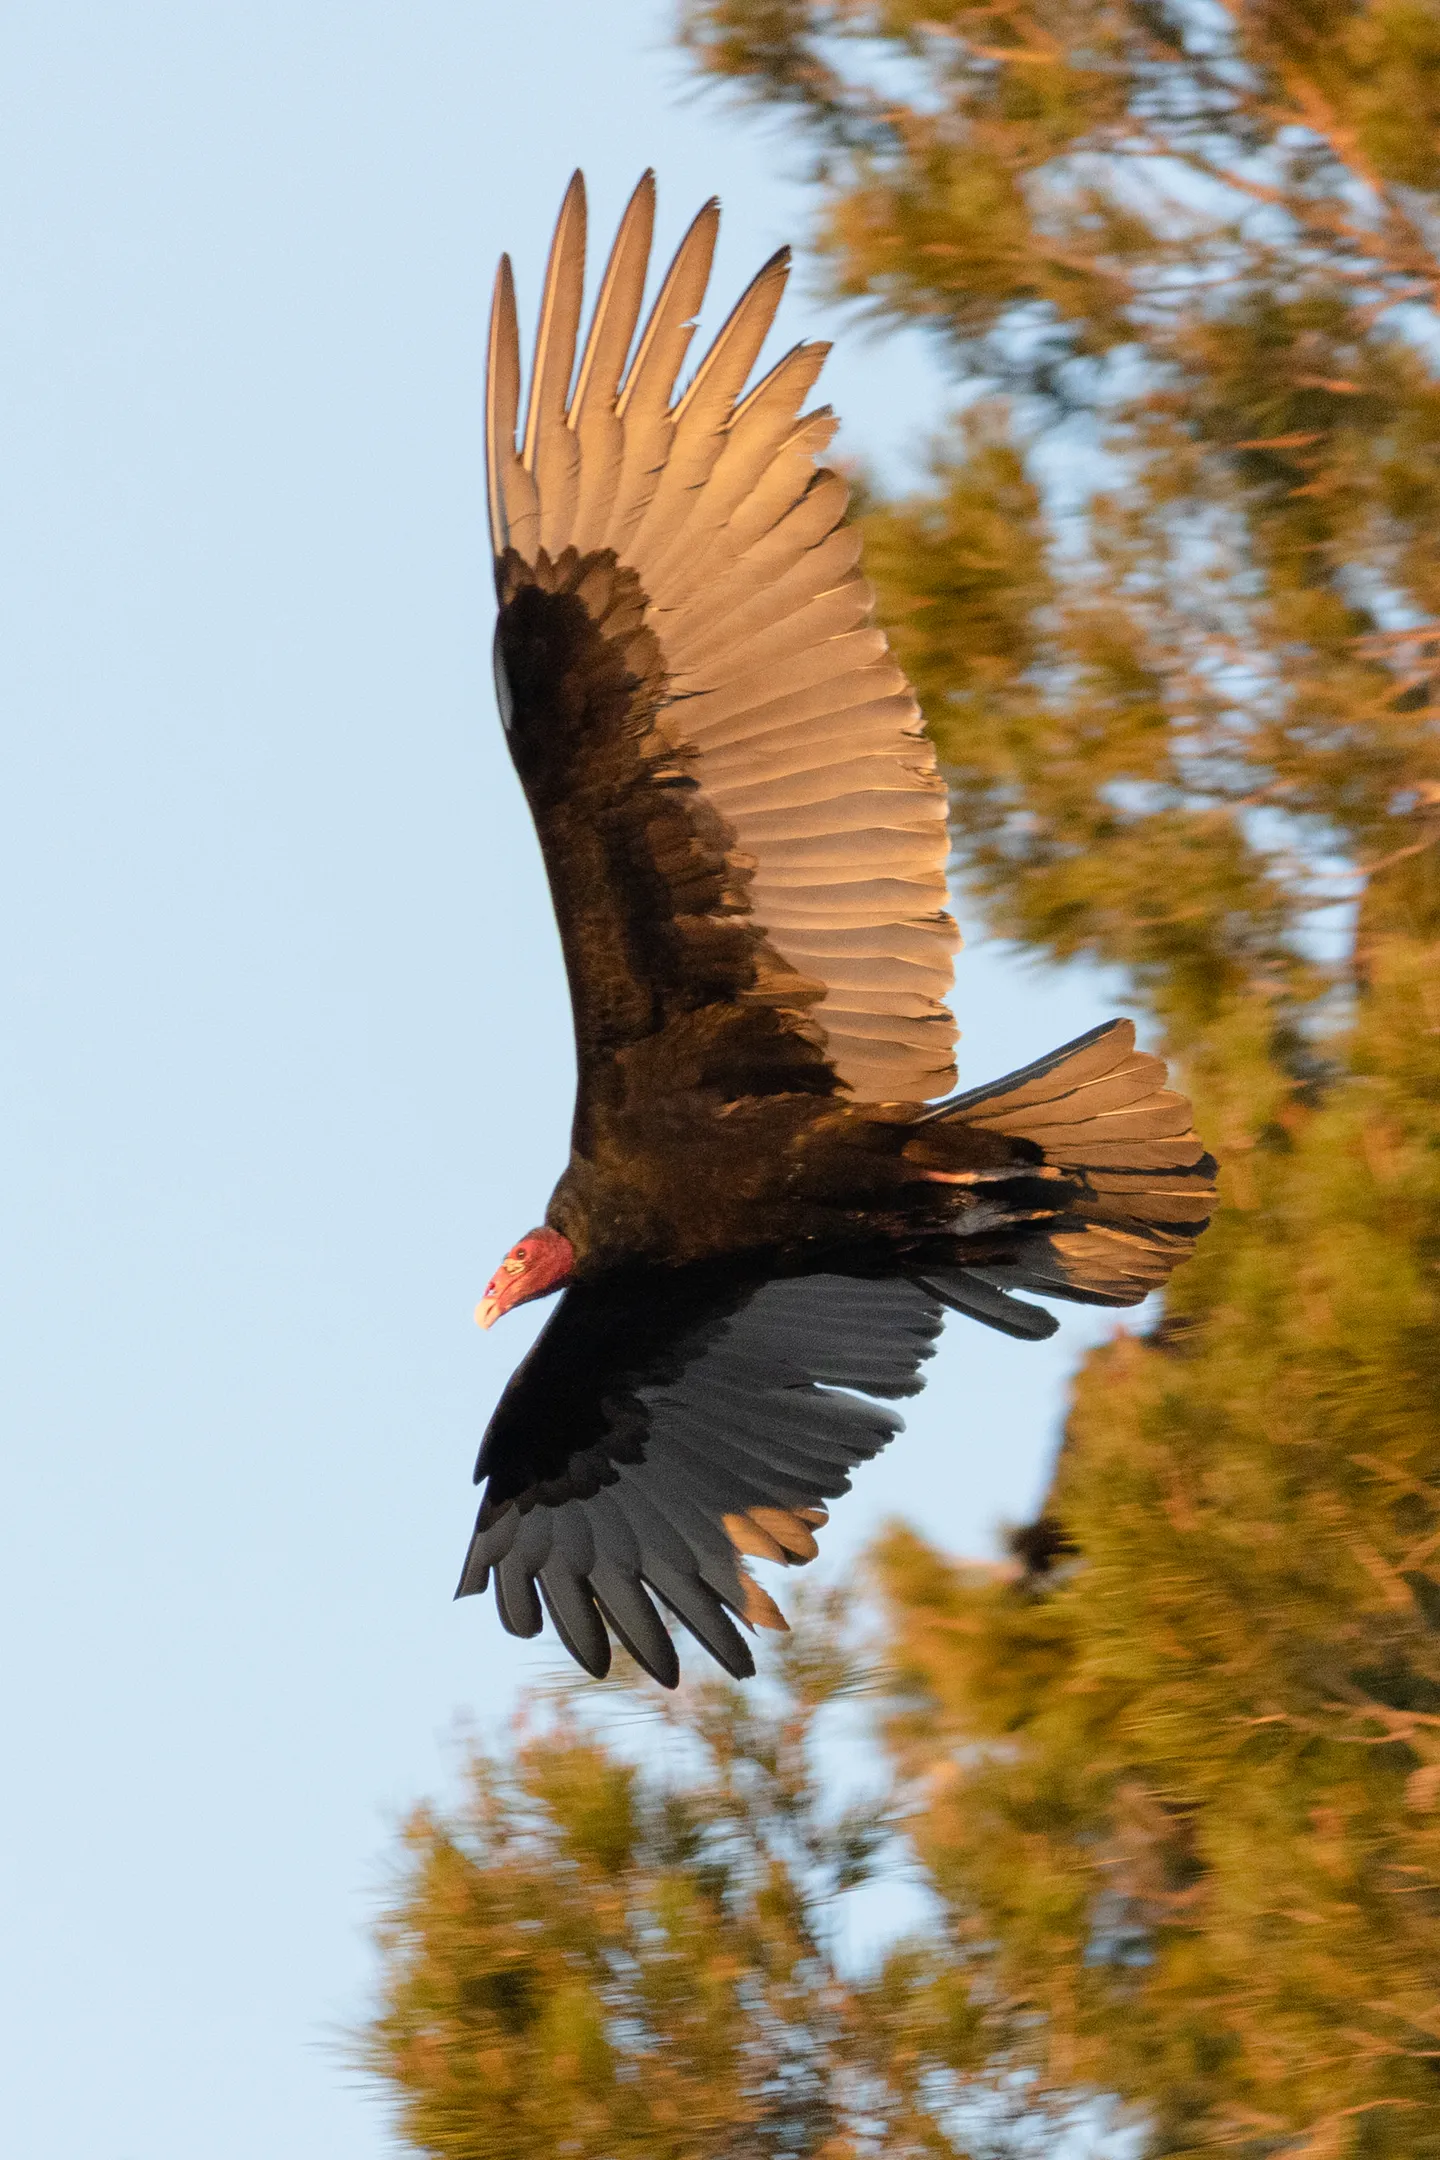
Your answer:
[488,172,959,1111]
[456,1270,945,1685]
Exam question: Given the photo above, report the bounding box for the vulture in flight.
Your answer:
[459,173,1215,1687]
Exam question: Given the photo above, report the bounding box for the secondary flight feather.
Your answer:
[460,172,1216,1685]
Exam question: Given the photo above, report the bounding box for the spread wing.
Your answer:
[456,1270,945,1685]
[487,171,959,1111]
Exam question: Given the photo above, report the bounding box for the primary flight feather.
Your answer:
[460,173,1215,1687]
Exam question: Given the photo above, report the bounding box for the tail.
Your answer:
[906,1019,1216,1337]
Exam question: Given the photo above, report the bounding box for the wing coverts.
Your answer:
[486,170,959,1103]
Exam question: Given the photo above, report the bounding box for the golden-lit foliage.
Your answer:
[682,0,1440,2148]
[872,882,1440,2146]
[683,0,1440,1078]
[364,1600,1001,2158]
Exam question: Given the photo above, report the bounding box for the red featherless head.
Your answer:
[476,1226,574,1329]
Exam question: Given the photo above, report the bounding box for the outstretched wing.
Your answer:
[488,172,959,1112]
[456,1270,945,1685]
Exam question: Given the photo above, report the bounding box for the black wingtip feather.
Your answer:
[595,1593,681,1691]
[494,1549,545,1638]
[653,1583,756,1681]
[454,1556,489,1600]
[538,1573,613,1679]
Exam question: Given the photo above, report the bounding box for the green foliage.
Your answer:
[682,0,1440,1070]
[682,1,1440,2151]
[363,1596,1003,2159]
[872,922,1440,2148]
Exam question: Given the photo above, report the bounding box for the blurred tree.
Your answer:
[864,842,1440,2156]
[364,1596,1013,2159]
[681,0,1440,1081]
[680,1,1440,2152]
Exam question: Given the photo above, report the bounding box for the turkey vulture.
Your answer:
[459,173,1215,1687]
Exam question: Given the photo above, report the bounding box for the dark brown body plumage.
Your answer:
[499,548,845,1271]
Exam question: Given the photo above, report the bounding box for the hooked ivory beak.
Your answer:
[476,1226,574,1330]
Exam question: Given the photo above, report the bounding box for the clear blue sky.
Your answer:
[0,5,1139,2152]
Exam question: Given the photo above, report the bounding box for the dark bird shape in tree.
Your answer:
[460,173,1216,1687]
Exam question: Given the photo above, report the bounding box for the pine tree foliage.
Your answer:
[681,2,1440,2151]
[682,0,1440,1086]
[859,841,1440,2155]
[363,1600,1003,2159]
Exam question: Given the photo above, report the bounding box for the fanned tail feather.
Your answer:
[917,1019,1216,1315]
